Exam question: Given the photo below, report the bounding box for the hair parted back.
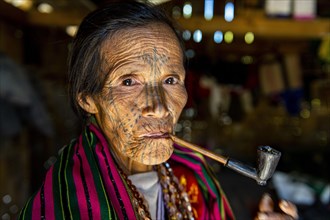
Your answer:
[68,1,184,122]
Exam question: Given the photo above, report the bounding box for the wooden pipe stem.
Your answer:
[170,134,229,165]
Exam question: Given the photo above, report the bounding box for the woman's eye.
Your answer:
[122,79,133,86]
[164,77,178,85]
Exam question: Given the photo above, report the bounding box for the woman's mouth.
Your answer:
[140,133,170,139]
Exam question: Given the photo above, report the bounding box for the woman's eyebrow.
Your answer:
[117,73,139,80]
[105,71,140,84]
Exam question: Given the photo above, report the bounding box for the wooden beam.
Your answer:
[25,7,330,40]
[27,10,87,27]
[177,14,330,39]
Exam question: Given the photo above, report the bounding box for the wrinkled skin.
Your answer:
[80,23,187,174]
[255,194,298,220]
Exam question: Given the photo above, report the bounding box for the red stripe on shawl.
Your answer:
[77,135,102,219]
[171,162,207,220]
[44,166,55,220]
[90,124,136,219]
[171,153,221,220]
[72,140,89,218]
[31,189,41,219]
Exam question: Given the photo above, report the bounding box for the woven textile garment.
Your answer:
[19,123,234,220]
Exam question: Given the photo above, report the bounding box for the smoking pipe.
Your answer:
[170,135,281,186]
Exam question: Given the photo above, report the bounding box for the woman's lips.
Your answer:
[140,133,170,139]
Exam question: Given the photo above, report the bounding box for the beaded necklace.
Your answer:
[118,162,195,220]
[118,168,152,220]
[157,162,195,220]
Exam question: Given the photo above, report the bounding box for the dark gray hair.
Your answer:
[68,1,185,121]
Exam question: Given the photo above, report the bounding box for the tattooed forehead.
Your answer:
[103,43,179,68]
[141,47,169,66]
[101,23,183,73]
[140,47,170,78]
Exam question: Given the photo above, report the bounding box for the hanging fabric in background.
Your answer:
[284,53,303,90]
[281,53,304,116]
[293,0,317,20]
[280,89,303,116]
[0,52,54,137]
[265,0,292,18]
[259,53,304,116]
[199,75,231,120]
[259,54,285,104]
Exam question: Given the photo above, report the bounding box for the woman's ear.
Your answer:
[77,94,98,114]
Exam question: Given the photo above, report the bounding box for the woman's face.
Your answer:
[91,23,187,165]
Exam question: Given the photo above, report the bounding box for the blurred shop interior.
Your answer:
[0,0,329,219]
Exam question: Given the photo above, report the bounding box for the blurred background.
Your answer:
[0,0,329,219]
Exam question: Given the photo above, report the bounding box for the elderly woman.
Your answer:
[19,1,297,220]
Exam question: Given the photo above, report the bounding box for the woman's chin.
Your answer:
[127,138,174,165]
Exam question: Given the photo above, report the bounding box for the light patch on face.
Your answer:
[94,23,187,166]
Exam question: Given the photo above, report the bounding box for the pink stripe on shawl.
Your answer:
[31,190,41,219]
[171,152,221,220]
[76,135,102,219]
[44,166,55,220]
[72,140,89,218]
[90,124,136,219]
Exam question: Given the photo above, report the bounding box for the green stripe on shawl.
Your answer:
[52,144,66,219]
[18,191,35,220]
[63,140,80,219]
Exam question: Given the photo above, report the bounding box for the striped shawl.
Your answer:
[19,124,234,220]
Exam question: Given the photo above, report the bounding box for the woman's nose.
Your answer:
[141,84,169,118]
